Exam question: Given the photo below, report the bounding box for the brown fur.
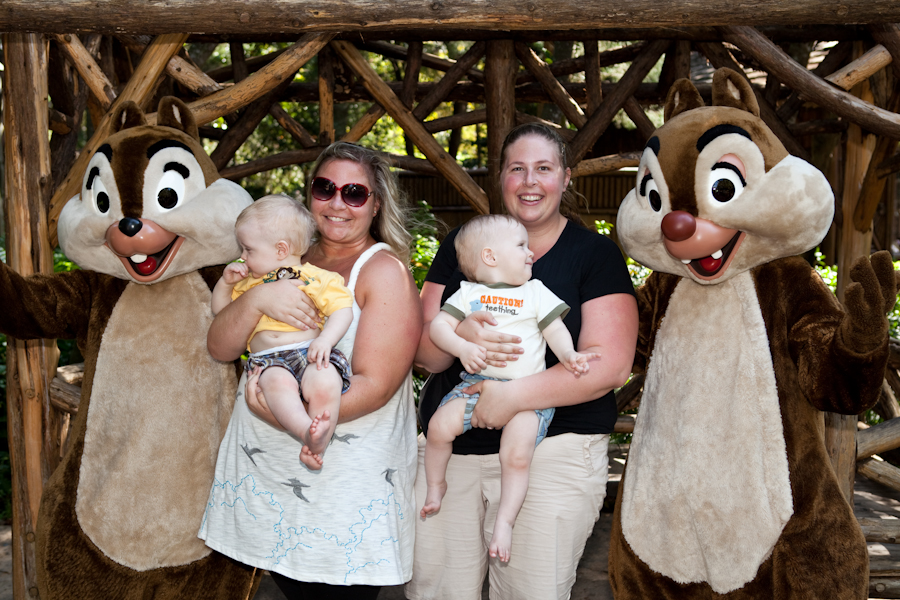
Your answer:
[611,69,895,598]
[0,98,258,599]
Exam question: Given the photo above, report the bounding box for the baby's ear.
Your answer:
[275,240,291,259]
[481,247,497,266]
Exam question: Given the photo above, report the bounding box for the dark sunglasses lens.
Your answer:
[311,177,336,200]
[341,184,370,207]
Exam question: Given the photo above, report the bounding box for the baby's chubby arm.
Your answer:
[430,311,488,374]
[211,262,249,315]
[307,306,353,368]
[542,317,600,376]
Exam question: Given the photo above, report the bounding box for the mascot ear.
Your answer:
[712,68,760,117]
[156,96,200,141]
[664,78,705,122]
[111,101,147,134]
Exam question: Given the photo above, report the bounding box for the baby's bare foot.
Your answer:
[307,411,333,455]
[489,521,513,562]
[299,445,323,470]
[420,481,448,519]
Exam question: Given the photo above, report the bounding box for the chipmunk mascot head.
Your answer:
[0,97,259,599]
[609,68,898,599]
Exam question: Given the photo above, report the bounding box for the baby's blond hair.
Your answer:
[235,194,316,256]
[454,214,522,281]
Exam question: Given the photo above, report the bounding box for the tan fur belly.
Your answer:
[75,273,237,570]
[621,271,793,593]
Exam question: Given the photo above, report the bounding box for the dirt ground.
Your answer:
[2,443,898,600]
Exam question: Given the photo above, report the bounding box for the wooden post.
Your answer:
[484,39,516,214]
[318,45,335,145]
[828,46,878,503]
[2,32,60,600]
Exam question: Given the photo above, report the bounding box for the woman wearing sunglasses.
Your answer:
[204,142,422,600]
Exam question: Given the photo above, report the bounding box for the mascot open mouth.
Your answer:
[121,237,183,278]
[685,232,744,279]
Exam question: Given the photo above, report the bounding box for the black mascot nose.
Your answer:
[118,217,143,237]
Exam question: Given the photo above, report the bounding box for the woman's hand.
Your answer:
[456,311,524,368]
[465,379,518,430]
[244,367,284,430]
[255,280,322,331]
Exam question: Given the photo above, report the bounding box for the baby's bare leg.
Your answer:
[421,397,467,518]
[299,364,343,468]
[490,410,540,563]
[257,367,311,439]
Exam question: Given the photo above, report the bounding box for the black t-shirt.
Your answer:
[419,220,636,455]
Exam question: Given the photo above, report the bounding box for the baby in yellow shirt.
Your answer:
[212,194,353,470]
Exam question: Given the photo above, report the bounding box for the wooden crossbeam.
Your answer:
[622,97,656,141]
[47,33,190,247]
[50,33,116,110]
[6,2,900,35]
[318,45,335,144]
[517,42,645,86]
[721,26,900,139]
[341,104,386,143]
[826,44,893,91]
[859,456,900,494]
[117,35,224,97]
[270,104,317,147]
[871,24,900,81]
[776,41,852,121]
[411,41,486,120]
[858,413,900,459]
[360,40,485,83]
[852,84,900,232]
[571,151,642,177]
[515,41,586,129]
[569,39,668,164]
[331,40,489,215]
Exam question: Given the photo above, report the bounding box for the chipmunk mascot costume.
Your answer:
[609,68,898,599]
[0,97,260,599]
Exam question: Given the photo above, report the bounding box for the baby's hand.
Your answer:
[222,262,248,284]
[562,350,600,376]
[460,342,488,374]
[307,338,332,370]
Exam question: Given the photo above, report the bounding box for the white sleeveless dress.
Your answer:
[199,243,417,585]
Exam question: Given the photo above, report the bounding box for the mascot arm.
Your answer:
[199,265,226,292]
[0,261,97,341]
[788,252,896,415]
[633,271,680,373]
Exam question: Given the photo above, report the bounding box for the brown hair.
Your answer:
[500,122,585,224]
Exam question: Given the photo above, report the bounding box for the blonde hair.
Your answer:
[235,194,316,256]
[500,122,585,225]
[308,142,413,263]
[454,214,522,281]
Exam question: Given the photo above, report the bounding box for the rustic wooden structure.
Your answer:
[3,5,900,598]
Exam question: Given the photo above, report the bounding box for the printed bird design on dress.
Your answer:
[282,478,311,502]
[331,432,360,445]
[241,443,265,466]
[383,468,397,486]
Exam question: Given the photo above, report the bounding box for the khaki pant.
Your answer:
[406,432,609,600]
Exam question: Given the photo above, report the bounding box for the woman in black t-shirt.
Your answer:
[406,123,638,600]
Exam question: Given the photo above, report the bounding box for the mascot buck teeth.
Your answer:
[610,68,900,599]
[0,97,259,599]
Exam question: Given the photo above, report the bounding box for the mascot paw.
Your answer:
[841,250,896,351]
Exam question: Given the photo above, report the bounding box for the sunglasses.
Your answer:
[311,177,374,208]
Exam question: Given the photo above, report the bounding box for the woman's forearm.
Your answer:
[207,293,261,361]
[414,319,456,373]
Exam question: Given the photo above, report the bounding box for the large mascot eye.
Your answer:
[156,170,185,211]
[708,162,746,203]
[640,172,662,212]
[92,178,111,213]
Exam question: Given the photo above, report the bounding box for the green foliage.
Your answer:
[410,201,441,289]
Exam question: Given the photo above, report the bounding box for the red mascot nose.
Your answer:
[661,211,697,242]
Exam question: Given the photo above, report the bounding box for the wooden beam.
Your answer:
[269,104,317,147]
[721,26,900,139]
[331,40,489,215]
[569,39,669,164]
[614,415,636,434]
[49,33,116,110]
[776,41,852,122]
[49,378,81,415]
[871,24,900,81]
[360,40,484,83]
[825,44,893,92]
[515,41,586,129]
[485,40,517,214]
[858,413,900,459]
[318,45,335,144]
[615,373,645,412]
[6,2,900,35]
[658,40,692,92]
[144,33,332,127]
[412,41,486,120]
[622,97,657,141]
[852,84,900,232]
[221,147,325,180]
[424,108,487,134]
[117,35,224,97]
[584,41,603,117]
[870,577,900,599]
[859,517,900,544]
[2,32,59,600]
[47,33,188,259]
[517,42,645,86]
[788,118,848,137]
[880,152,900,179]
[696,41,809,160]
[571,151,642,177]
[401,41,423,156]
[341,103,386,143]
[858,456,900,494]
